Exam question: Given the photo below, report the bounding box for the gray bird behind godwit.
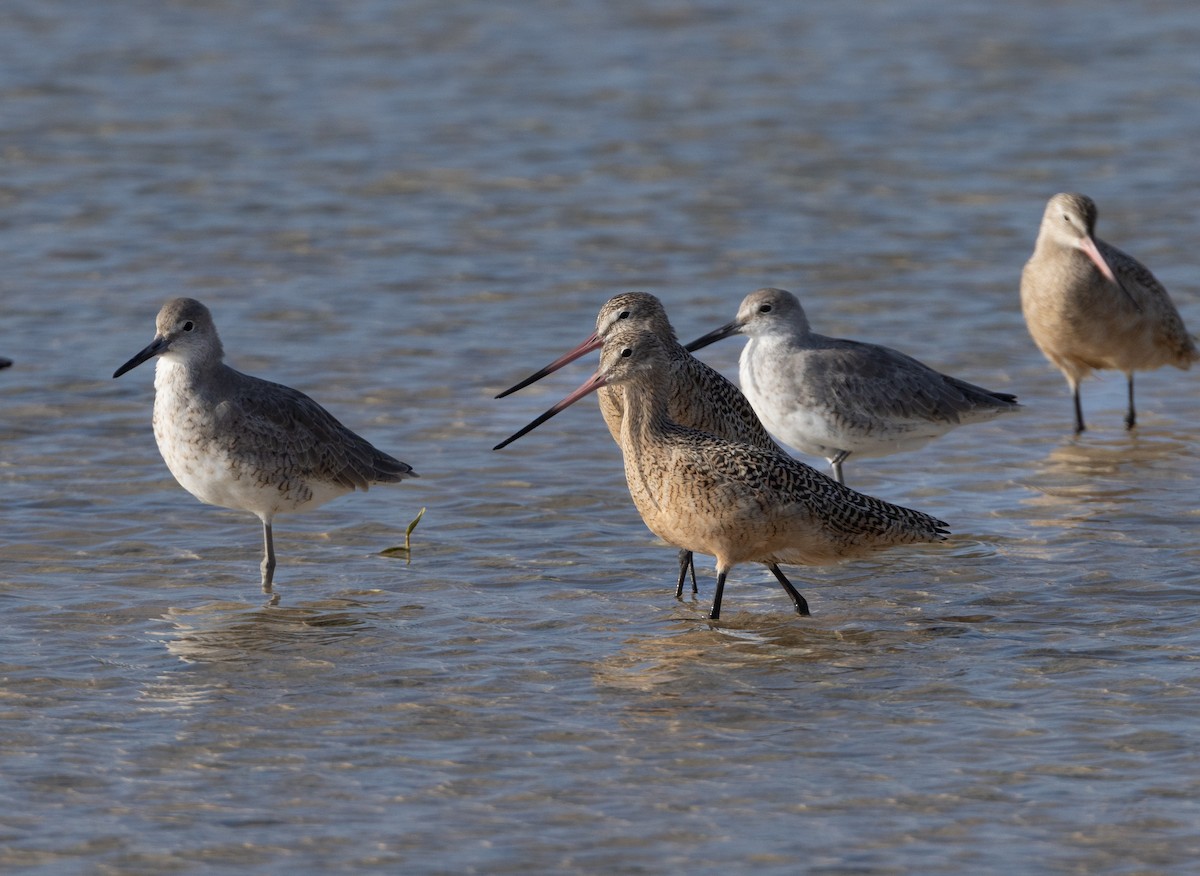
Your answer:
[685,288,1019,484]
[500,325,948,620]
[495,292,779,596]
[113,298,417,596]
[1020,192,1197,433]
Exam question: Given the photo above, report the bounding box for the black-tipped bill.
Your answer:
[494,331,602,399]
[493,368,609,450]
[113,336,168,379]
[683,320,742,354]
[1077,235,1141,313]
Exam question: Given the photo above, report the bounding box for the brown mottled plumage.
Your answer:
[498,292,776,449]
[590,293,778,451]
[513,326,948,620]
[495,292,778,595]
[1021,193,1198,432]
[113,298,416,594]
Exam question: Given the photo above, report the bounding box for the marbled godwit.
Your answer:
[113,298,416,595]
[1020,192,1197,433]
[496,292,779,596]
[501,326,948,620]
[685,288,1019,484]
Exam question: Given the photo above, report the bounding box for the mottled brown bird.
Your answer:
[505,325,948,620]
[495,292,778,595]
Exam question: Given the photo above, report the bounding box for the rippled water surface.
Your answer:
[4,1,1200,873]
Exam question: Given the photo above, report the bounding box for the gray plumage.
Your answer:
[1020,192,1197,432]
[686,288,1019,483]
[113,297,416,593]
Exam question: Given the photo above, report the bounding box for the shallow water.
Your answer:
[3,0,1200,873]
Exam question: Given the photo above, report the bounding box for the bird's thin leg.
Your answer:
[1125,373,1136,430]
[708,571,728,620]
[767,563,811,616]
[829,451,849,485]
[675,549,698,598]
[1072,384,1086,434]
[260,519,276,593]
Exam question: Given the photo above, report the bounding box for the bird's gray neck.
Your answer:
[154,353,227,397]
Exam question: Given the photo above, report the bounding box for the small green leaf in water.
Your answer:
[381,506,426,564]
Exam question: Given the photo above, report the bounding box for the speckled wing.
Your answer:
[671,427,948,546]
[679,356,779,450]
[1099,238,1198,360]
[1101,238,1171,303]
[228,372,415,492]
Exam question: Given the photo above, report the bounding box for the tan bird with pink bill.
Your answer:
[495,291,779,596]
[1020,192,1197,433]
[499,325,948,620]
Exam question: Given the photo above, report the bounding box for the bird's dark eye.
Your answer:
[759,304,773,313]
[1062,214,1071,222]
[620,347,633,358]
[182,321,195,332]
[618,310,630,320]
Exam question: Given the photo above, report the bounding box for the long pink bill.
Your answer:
[494,332,602,399]
[493,368,609,450]
[1078,235,1141,312]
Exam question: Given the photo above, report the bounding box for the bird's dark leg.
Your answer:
[260,519,276,593]
[829,451,850,484]
[708,571,728,620]
[767,563,810,616]
[1072,384,1086,434]
[675,549,698,598]
[1125,373,1136,430]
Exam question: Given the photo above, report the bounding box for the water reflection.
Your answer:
[594,609,990,695]
[1021,428,1195,523]
[1037,430,1190,481]
[158,597,380,665]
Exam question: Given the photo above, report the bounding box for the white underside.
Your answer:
[739,336,956,461]
[152,358,349,521]
[751,402,945,460]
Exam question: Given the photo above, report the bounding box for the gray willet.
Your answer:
[500,325,948,620]
[495,292,779,596]
[1020,192,1197,433]
[686,288,1019,484]
[113,298,417,596]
